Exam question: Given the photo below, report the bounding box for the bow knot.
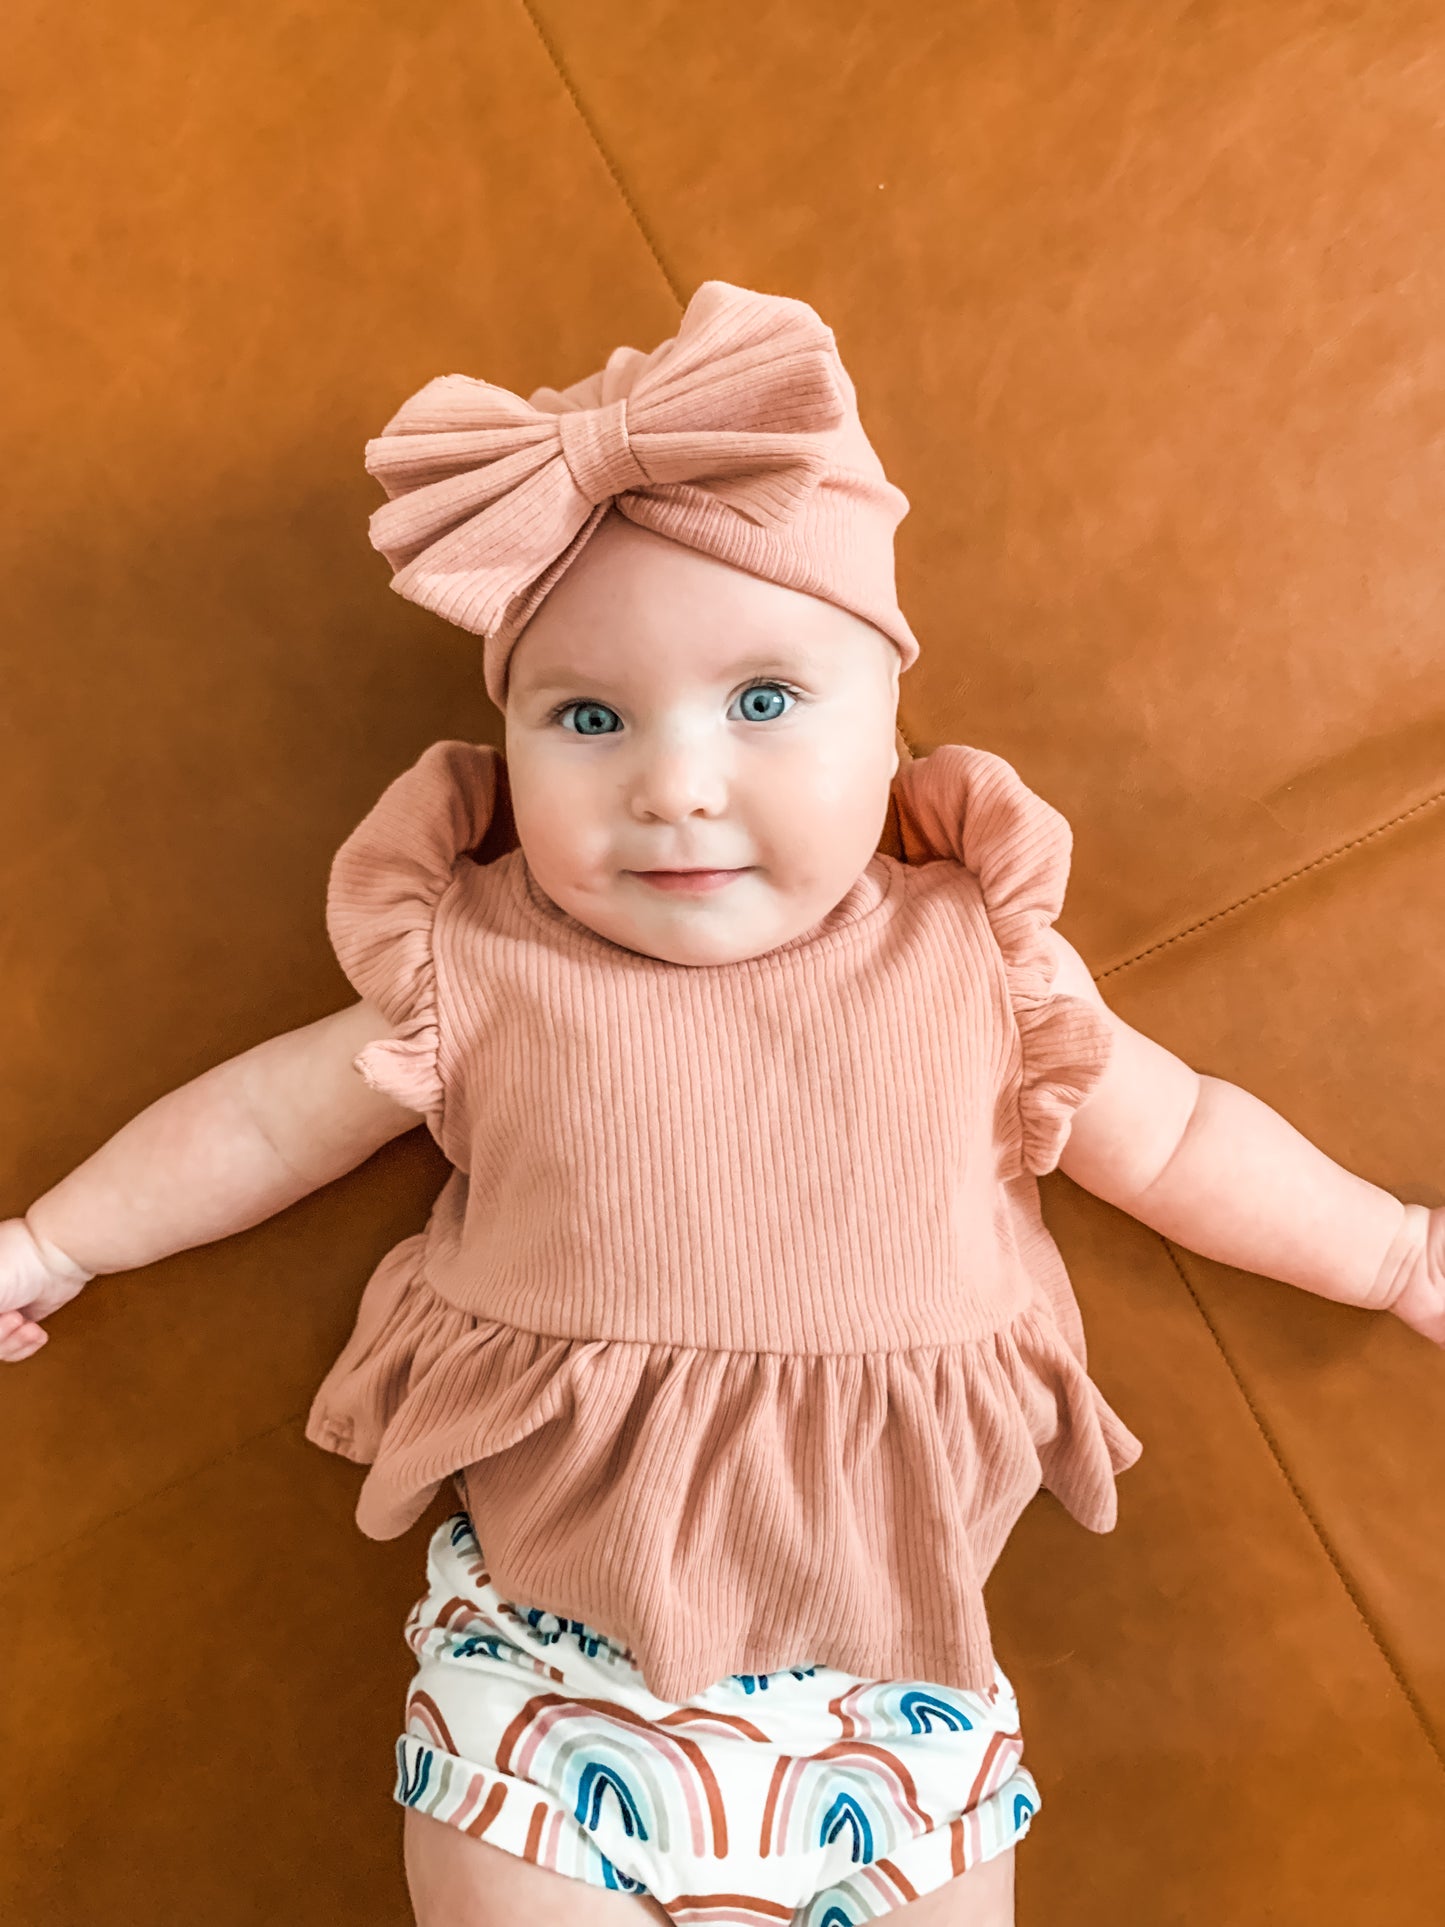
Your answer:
[557,395,649,505]
[362,280,852,649]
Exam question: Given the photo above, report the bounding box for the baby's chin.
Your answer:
[562,871,828,967]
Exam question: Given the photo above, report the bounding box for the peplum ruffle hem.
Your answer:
[305,1232,1142,1703]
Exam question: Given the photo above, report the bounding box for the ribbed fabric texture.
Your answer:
[304,740,1144,1700]
[360,279,920,708]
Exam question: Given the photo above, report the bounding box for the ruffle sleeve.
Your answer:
[326,739,503,1123]
[891,743,1114,1177]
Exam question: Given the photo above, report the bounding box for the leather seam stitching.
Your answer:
[1098,784,1445,981]
[514,0,685,308]
[1157,1236,1445,1777]
[0,1410,305,1588]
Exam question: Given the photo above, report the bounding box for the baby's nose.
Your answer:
[629,749,727,822]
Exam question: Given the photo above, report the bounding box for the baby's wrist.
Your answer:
[22,1210,98,1285]
[1366,1200,1432,1312]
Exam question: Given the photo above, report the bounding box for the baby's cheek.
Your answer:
[513,806,605,885]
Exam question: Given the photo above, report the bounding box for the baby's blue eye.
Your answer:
[560,701,620,736]
[554,682,796,733]
[734,683,793,722]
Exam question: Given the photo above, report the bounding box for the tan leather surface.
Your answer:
[989,1185,1445,1918]
[526,0,1445,958]
[4,0,1443,1920]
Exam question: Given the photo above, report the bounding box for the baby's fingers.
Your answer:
[0,1307,49,1361]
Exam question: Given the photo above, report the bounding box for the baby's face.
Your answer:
[503,513,902,966]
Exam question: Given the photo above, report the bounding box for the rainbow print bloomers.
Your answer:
[394,1510,1040,1925]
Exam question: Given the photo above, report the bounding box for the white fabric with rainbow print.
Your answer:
[394,1508,1039,1924]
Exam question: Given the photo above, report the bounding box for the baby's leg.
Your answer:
[406,1809,1014,1926]
[403,1807,675,1926]
[889,1842,1016,1926]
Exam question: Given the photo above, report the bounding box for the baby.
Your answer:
[3,282,1441,1927]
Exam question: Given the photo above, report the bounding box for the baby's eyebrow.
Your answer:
[726,650,821,678]
[520,652,819,698]
[517,667,602,698]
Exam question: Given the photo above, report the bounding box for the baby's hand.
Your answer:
[0,1218,95,1362]
[1382,1206,1445,1349]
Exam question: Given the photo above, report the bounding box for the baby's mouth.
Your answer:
[629,867,750,895]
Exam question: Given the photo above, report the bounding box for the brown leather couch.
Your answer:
[4,3,1442,1921]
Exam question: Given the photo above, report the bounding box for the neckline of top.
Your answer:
[506,846,906,970]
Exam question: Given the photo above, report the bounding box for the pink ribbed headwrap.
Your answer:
[363,280,920,708]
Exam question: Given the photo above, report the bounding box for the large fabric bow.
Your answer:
[363,281,850,640]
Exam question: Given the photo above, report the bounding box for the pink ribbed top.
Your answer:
[304,739,1143,1700]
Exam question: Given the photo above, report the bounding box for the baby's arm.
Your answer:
[1049,935,1444,1344]
[0,999,423,1362]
